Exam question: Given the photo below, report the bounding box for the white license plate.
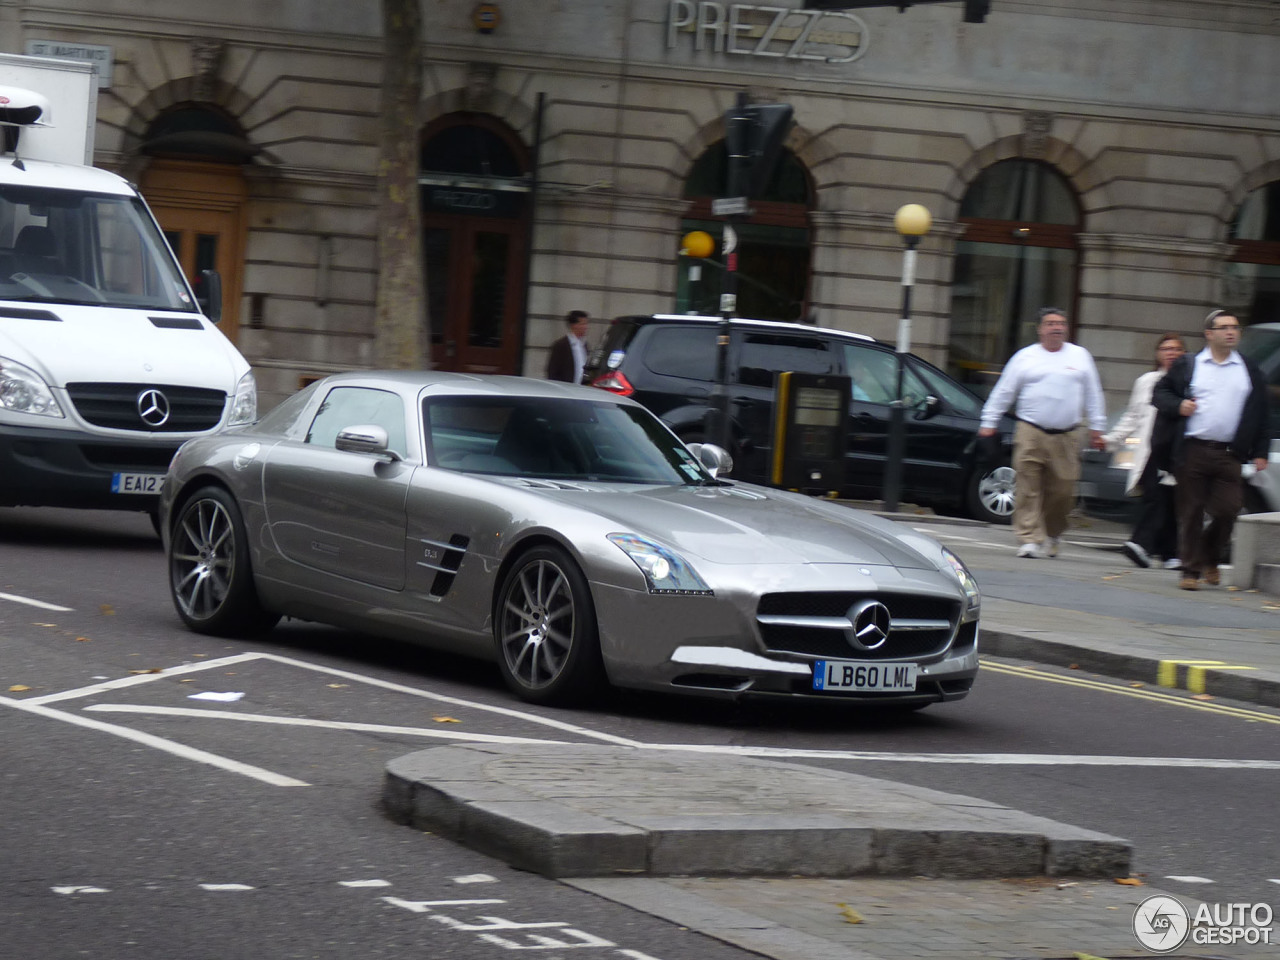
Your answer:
[111,472,165,495]
[813,660,918,692]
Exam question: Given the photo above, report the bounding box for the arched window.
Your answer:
[142,105,256,163]
[679,143,812,322]
[1224,181,1280,326]
[948,159,1081,392]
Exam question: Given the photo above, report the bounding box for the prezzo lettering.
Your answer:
[666,1,867,63]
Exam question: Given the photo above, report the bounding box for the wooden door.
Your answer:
[140,160,248,343]
[424,216,525,373]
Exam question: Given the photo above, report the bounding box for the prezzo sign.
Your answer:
[666,2,868,63]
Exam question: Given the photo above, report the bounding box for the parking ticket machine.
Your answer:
[770,371,850,494]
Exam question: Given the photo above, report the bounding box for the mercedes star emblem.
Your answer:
[137,388,171,427]
[845,599,892,651]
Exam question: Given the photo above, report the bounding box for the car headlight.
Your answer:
[941,547,981,620]
[0,356,64,418]
[228,370,257,425]
[607,533,712,595]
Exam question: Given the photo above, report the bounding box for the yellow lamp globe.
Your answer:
[894,203,932,238]
[681,230,715,258]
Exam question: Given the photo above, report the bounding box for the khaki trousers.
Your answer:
[1012,421,1081,545]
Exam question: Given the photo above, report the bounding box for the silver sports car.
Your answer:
[160,371,980,708]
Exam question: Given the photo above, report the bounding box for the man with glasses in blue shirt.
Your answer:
[1153,309,1271,590]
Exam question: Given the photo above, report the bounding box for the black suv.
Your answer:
[586,314,1016,523]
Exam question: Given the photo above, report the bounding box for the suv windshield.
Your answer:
[0,186,195,311]
[424,396,713,484]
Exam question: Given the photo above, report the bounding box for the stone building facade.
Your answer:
[4,0,1278,413]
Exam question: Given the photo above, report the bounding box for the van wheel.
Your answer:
[966,463,1016,525]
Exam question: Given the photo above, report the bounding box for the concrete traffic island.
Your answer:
[383,743,1129,880]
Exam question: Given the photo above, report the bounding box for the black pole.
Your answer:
[711,91,750,452]
[881,234,919,513]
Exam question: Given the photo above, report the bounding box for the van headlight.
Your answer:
[0,357,64,418]
[941,547,981,620]
[607,534,712,595]
[228,370,257,425]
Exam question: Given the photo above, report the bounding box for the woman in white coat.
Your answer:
[1104,332,1186,568]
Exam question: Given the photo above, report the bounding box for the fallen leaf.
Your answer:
[76,636,91,642]
[327,683,348,689]
[8,684,31,692]
[35,622,56,627]
[1129,681,1144,687]
[1227,586,1241,592]
[1102,574,1122,580]
[433,716,462,724]
[836,903,864,924]
[192,653,208,658]
[179,678,195,683]
[1192,693,1214,701]
[129,668,163,675]
[1068,664,1079,670]
[1115,877,1144,886]
[1057,881,1078,889]
[100,604,115,615]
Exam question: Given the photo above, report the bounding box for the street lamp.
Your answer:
[881,203,932,513]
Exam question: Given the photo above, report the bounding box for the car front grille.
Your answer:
[756,591,960,661]
[66,382,227,433]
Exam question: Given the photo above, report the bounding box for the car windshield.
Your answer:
[424,395,713,484]
[0,185,195,311]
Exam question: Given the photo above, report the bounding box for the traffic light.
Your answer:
[723,100,795,200]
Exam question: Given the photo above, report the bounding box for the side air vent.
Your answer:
[416,534,471,597]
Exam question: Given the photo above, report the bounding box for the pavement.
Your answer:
[383,506,1280,960]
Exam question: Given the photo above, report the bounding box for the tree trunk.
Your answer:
[373,0,428,369]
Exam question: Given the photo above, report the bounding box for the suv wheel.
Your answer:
[966,463,1015,525]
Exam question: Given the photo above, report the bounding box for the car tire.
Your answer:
[168,486,280,637]
[494,545,604,706]
[966,463,1016,525]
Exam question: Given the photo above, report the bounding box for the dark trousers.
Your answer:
[1130,458,1178,560]
[1175,439,1243,576]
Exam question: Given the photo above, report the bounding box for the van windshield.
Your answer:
[0,186,196,312]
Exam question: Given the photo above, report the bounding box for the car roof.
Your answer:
[315,369,644,403]
[615,313,878,345]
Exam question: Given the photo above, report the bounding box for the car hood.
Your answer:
[0,304,246,387]
[512,480,935,568]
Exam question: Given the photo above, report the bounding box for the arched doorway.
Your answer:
[948,159,1081,392]
[419,114,531,373]
[679,143,813,322]
[138,105,254,343]
[1224,180,1280,326]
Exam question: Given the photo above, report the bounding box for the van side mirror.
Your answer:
[197,268,223,323]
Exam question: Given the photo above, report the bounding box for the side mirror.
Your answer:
[913,395,942,420]
[197,268,223,323]
[688,442,734,478]
[335,424,402,461]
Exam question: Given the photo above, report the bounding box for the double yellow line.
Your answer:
[981,659,1280,725]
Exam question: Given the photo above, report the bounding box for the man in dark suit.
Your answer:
[546,310,590,384]
[1152,309,1271,590]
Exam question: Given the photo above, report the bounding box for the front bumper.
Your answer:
[0,422,181,511]
[592,562,979,705]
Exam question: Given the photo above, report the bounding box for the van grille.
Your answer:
[66,382,226,433]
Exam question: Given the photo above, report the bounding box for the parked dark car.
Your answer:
[586,314,1017,523]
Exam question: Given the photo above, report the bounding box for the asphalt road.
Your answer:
[2,505,1278,957]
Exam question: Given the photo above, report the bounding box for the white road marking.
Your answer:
[0,591,73,611]
[453,874,498,884]
[85,704,572,745]
[1165,876,1215,883]
[51,886,108,895]
[1269,879,1280,885]
[26,653,262,705]
[340,879,392,888]
[200,883,255,891]
[383,897,506,913]
[0,695,308,787]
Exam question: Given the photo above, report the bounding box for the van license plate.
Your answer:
[112,472,165,495]
[813,661,917,692]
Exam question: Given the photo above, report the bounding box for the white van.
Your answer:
[0,55,254,522]
[1239,321,1280,512]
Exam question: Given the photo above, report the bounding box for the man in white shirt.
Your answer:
[1152,309,1271,590]
[979,307,1107,558]
[546,310,590,384]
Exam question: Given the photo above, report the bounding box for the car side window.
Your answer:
[844,344,929,405]
[305,387,407,456]
[642,326,718,380]
[737,334,837,387]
